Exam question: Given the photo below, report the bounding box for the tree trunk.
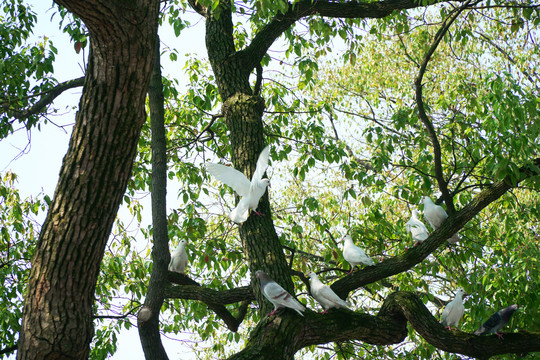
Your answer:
[205,5,295,313]
[138,35,170,360]
[17,1,160,358]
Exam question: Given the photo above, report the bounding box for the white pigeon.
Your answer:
[204,146,270,224]
[421,196,460,244]
[255,270,306,316]
[405,209,430,245]
[308,272,349,313]
[440,289,467,330]
[168,240,188,274]
[341,235,375,274]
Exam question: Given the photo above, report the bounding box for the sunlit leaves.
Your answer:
[0,172,46,352]
[0,0,58,138]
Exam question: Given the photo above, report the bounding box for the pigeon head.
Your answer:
[174,239,187,250]
[502,304,518,318]
[255,270,271,286]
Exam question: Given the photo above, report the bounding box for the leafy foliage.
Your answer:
[0,172,45,355]
[1,0,539,359]
[0,0,58,138]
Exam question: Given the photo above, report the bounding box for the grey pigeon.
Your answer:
[474,304,518,339]
[204,146,270,224]
[421,196,460,244]
[440,289,467,330]
[341,235,375,274]
[405,209,430,245]
[255,270,305,316]
[307,272,349,313]
[168,240,188,274]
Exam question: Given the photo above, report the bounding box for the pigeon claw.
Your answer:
[267,309,278,317]
[253,210,264,217]
[445,326,453,330]
[495,332,505,340]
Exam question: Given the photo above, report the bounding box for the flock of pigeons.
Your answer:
[167,146,519,339]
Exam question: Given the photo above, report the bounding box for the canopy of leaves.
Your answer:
[0,172,45,354]
[1,0,539,359]
[0,0,58,138]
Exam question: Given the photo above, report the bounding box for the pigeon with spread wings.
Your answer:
[205,146,270,224]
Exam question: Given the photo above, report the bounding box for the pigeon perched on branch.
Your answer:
[204,146,270,224]
[440,289,467,330]
[474,304,518,339]
[421,196,460,244]
[308,272,349,313]
[168,240,188,274]
[405,209,430,245]
[341,235,375,274]
[255,270,306,316]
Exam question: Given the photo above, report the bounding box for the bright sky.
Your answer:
[0,1,209,359]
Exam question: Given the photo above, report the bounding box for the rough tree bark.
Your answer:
[17,0,160,358]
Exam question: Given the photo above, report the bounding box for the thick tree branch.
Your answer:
[137,34,169,360]
[165,272,254,331]
[229,290,540,360]
[331,158,540,298]
[253,63,263,95]
[414,0,475,213]
[165,277,255,304]
[2,77,85,120]
[378,291,540,358]
[241,0,467,71]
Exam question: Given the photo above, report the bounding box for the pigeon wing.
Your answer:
[263,282,305,315]
[205,163,251,197]
[440,304,451,326]
[441,299,464,327]
[252,146,270,182]
[344,244,374,266]
[318,285,349,309]
[475,312,502,335]
[169,251,187,273]
[406,220,429,241]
